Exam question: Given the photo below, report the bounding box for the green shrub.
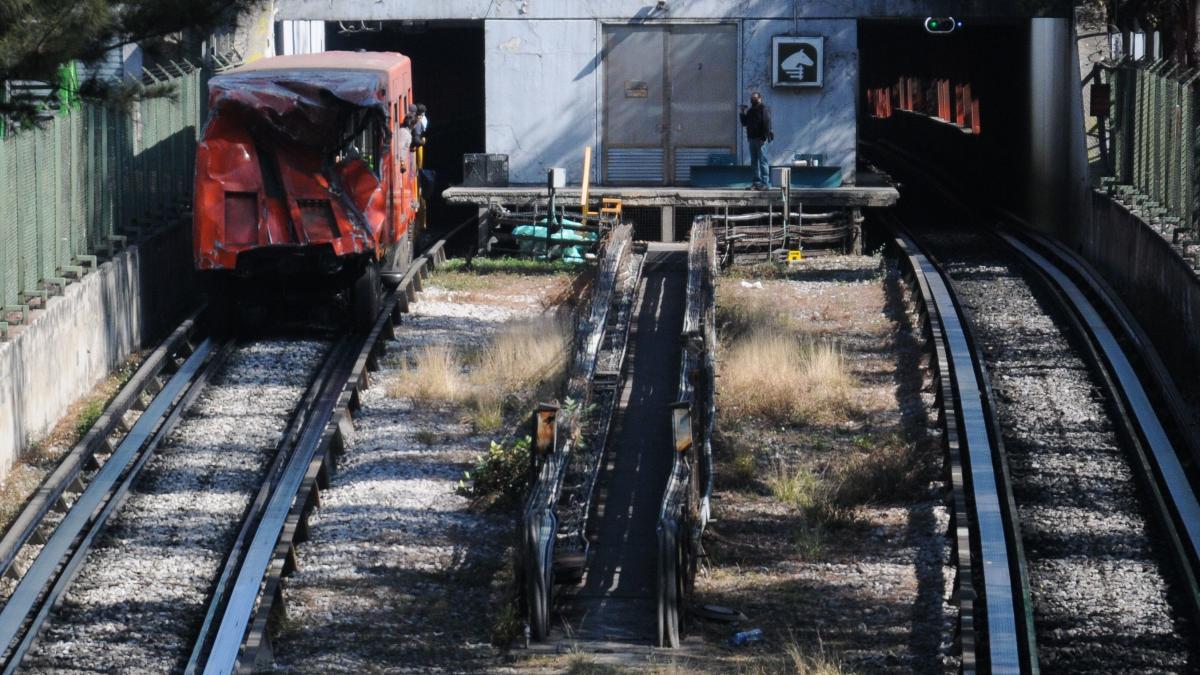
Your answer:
[457,436,532,500]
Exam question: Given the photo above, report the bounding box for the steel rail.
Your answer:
[184,333,359,674]
[0,336,233,671]
[886,221,1034,674]
[555,237,645,579]
[871,136,1200,630]
[200,220,473,673]
[200,335,360,674]
[999,232,1200,623]
[0,309,203,582]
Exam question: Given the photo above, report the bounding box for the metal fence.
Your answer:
[0,62,212,333]
[1107,59,1200,234]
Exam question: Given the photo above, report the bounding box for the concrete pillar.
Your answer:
[661,205,675,242]
[1028,18,1088,240]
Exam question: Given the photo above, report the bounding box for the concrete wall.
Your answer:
[0,225,194,478]
[744,19,857,181]
[277,1,1068,21]
[481,18,857,183]
[1076,194,1200,403]
[485,20,600,184]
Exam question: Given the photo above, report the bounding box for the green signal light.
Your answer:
[925,16,958,34]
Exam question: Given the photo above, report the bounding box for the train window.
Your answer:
[336,110,386,178]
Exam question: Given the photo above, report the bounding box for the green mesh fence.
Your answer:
[0,63,214,319]
[1109,59,1200,233]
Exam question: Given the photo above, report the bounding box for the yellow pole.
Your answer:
[581,146,592,212]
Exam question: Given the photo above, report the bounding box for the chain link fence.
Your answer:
[1106,59,1200,242]
[0,61,219,335]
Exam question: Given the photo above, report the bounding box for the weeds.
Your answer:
[73,400,105,440]
[467,398,505,433]
[414,429,438,446]
[792,522,826,559]
[489,595,523,647]
[466,317,569,404]
[835,434,930,505]
[719,329,854,426]
[457,436,532,500]
[434,257,575,292]
[768,459,822,509]
[387,344,464,402]
[386,316,570,433]
[781,635,849,675]
[439,256,577,275]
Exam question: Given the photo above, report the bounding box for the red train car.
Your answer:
[193,51,421,329]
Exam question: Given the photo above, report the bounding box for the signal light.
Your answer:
[925,17,960,34]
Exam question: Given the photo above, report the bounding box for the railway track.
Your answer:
[0,225,467,673]
[878,150,1200,672]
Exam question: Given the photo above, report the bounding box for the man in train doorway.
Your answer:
[740,92,774,190]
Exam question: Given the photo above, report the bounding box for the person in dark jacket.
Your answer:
[739,92,774,190]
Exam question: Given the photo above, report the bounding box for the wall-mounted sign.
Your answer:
[772,36,823,88]
[624,80,649,98]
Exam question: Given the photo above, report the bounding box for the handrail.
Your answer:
[656,218,717,648]
[521,224,632,641]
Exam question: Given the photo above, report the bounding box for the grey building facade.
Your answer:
[274,1,1073,188]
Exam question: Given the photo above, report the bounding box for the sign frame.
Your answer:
[772,36,824,88]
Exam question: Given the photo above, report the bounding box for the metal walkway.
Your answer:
[555,245,687,644]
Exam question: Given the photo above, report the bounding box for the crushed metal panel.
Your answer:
[193,54,408,271]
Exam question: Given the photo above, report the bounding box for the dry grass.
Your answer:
[466,317,569,401]
[780,639,851,675]
[769,459,856,532]
[719,329,854,426]
[717,285,794,341]
[835,434,931,505]
[386,316,571,431]
[387,344,465,403]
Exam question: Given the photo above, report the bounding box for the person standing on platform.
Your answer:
[739,92,774,190]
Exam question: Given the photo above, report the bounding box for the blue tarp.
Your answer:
[512,218,598,263]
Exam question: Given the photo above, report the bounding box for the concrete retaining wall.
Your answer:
[1077,192,1200,402]
[0,224,194,478]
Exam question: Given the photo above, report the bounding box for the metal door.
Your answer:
[603,26,667,184]
[603,24,736,185]
[667,25,737,184]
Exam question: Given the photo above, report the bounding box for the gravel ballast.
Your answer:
[916,228,1192,672]
[21,339,329,673]
[271,277,569,672]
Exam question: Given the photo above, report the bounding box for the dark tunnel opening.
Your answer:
[323,21,485,243]
[858,20,1032,221]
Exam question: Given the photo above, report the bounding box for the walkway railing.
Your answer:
[0,60,220,336]
[521,224,632,640]
[656,218,716,648]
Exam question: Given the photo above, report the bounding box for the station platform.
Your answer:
[442,184,899,209]
[443,176,898,247]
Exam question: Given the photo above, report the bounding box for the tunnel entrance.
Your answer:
[325,21,485,241]
[858,20,1030,216]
